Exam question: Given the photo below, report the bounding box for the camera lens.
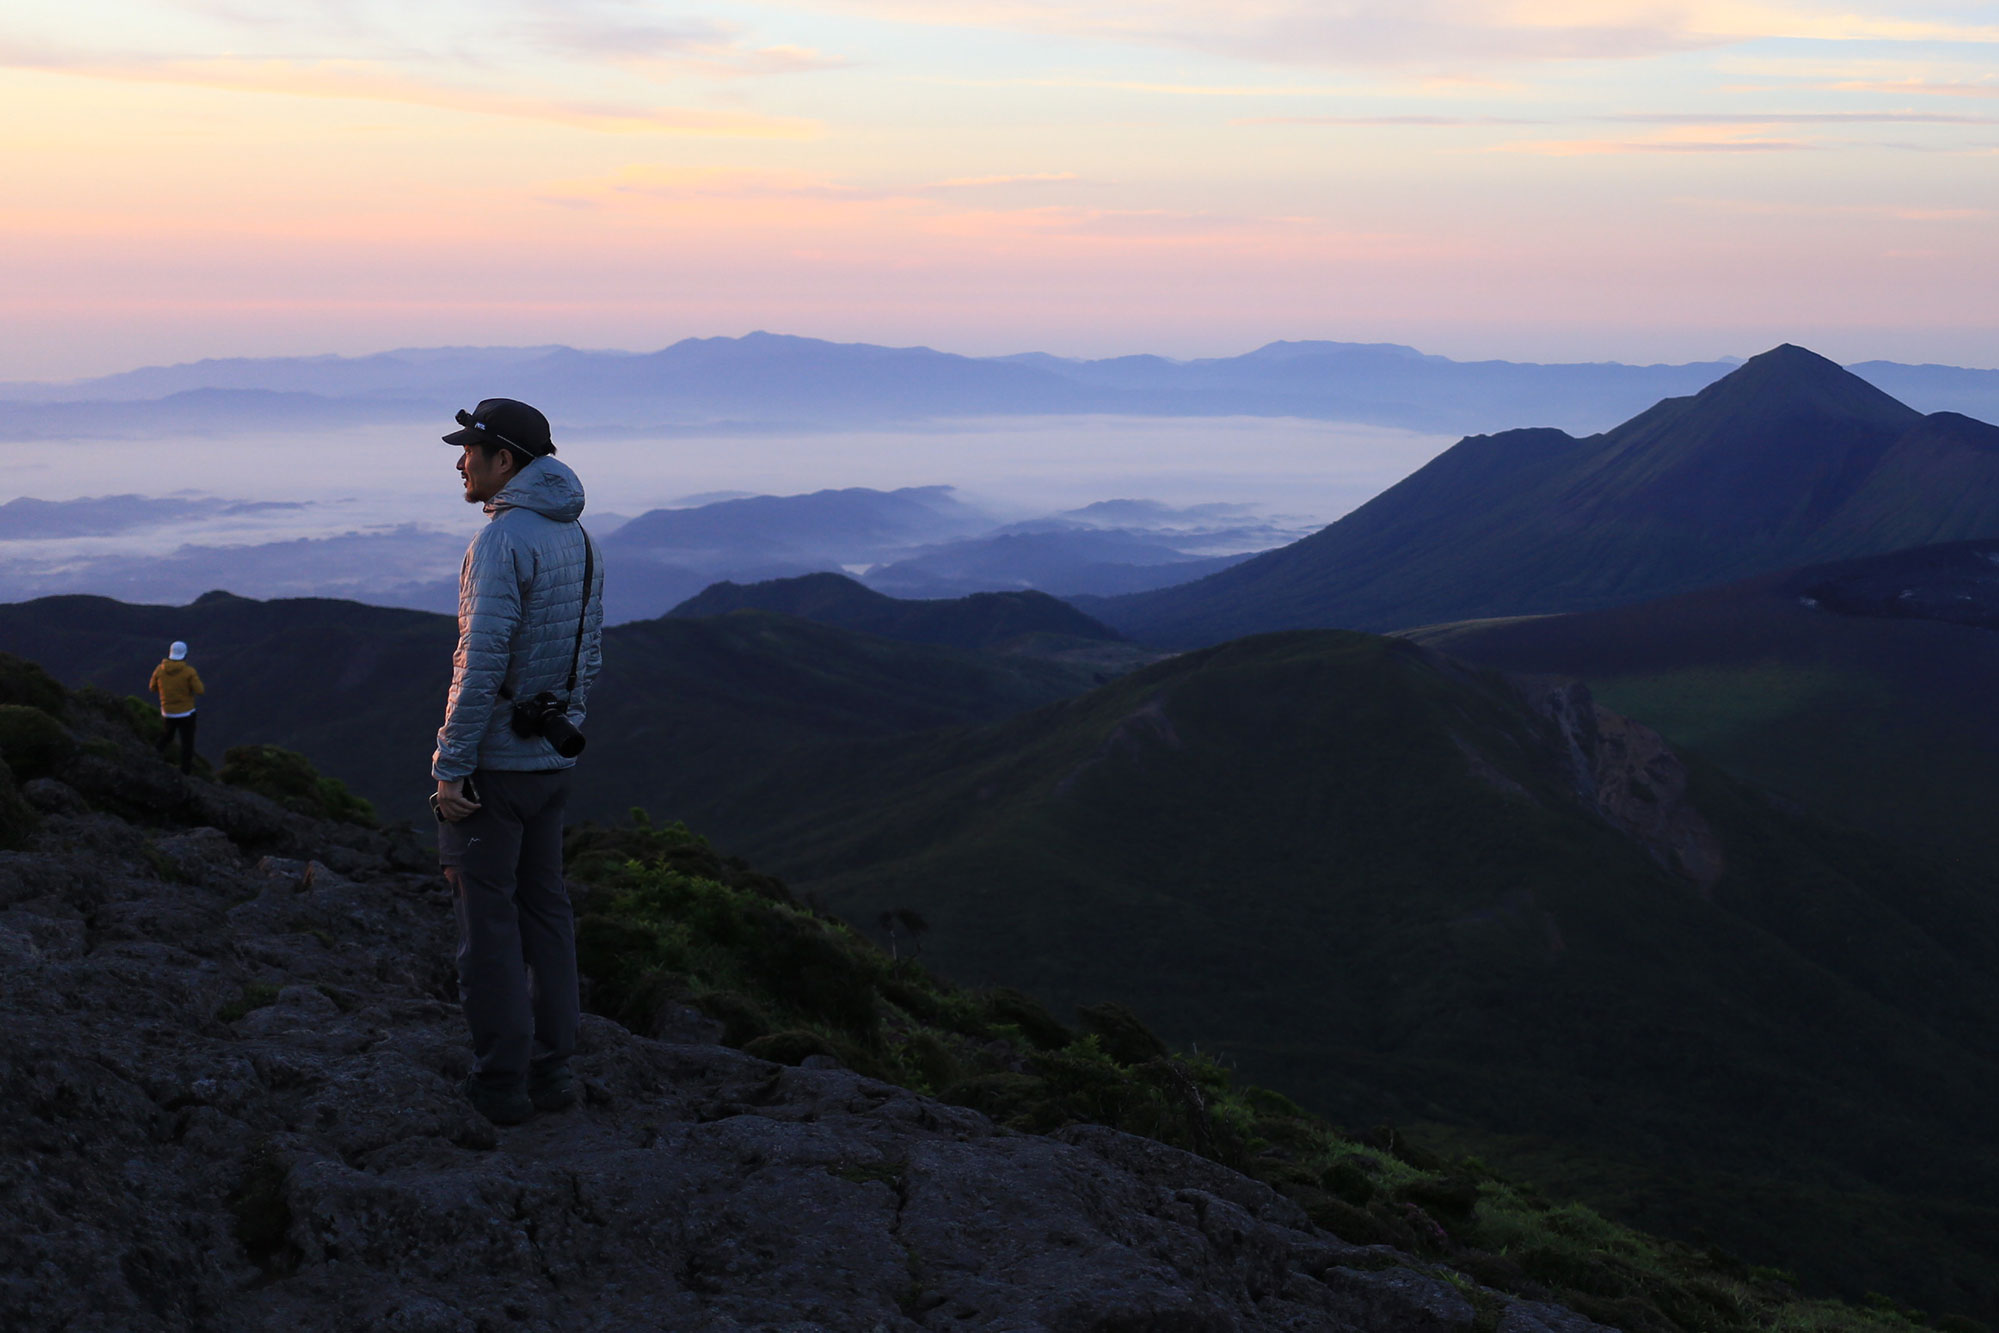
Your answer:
[543,712,586,758]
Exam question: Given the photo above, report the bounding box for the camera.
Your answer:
[510,691,587,758]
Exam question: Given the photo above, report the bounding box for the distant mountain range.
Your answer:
[1093,345,1999,645]
[7,331,1997,439]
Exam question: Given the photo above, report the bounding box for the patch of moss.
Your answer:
[218,745,376,827]
[692,990,773,1047]
[743,1029,838,1066]
[0,705,77,781]
[829,1158,907,1190]
[0,653,67,717]
[141,844,188,883]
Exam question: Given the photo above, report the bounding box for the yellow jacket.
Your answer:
[148,660,205,715]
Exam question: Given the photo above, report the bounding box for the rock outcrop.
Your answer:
[1517,676,1724,892]
[1,746,1613,1331]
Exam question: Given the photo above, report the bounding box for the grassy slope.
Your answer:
[562,816,1952,1333]
[1412,574,1999,869]
[709,631,1999,1320]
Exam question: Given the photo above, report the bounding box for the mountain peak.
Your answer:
[1691,343,1921,427]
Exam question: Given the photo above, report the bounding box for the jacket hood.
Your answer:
[486,456,585,524]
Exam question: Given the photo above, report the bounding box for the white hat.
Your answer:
[169,641,187,660]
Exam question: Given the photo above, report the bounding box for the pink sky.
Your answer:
[6,0,1999,379]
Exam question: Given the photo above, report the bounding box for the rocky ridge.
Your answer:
[0,673,1612,1331]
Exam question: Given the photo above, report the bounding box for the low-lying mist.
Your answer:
[1,415,1453,618]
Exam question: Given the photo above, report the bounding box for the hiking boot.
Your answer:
[460,1074,534,1126]
[528,1060,578,1113]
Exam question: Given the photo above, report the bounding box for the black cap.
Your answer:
[443,399,555,460]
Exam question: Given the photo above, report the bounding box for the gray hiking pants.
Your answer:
[438,768,578,1085]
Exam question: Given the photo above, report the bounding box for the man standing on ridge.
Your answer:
[148,640,203,775]
[432,398,605,1127]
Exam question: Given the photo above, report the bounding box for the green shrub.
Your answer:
[1323,1157,1378,1205]
[0,653,66,717]
[897,1030,963,1092]
[1075,1000,1168,1065]
[1400,1175,1481,1223]
[743,1029,838,1065]
[218,745,376,827]
[694,991,774,1047]
[980,987,1073,1051]
[0,705,77,781]
[939,1072,1051,1125]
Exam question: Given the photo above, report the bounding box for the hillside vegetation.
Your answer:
[563,815,1949,1333]
[706,630,1999,1320]
[1412,539,1999,869]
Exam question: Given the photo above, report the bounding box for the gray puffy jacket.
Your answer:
[432,457,606,780]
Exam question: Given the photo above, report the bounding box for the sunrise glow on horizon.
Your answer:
[6,0,1999,380]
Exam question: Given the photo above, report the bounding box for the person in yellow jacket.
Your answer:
[147,641,204,774]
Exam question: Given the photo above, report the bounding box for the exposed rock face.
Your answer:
[1518,677,1724,891]
[1,773,1612,1332]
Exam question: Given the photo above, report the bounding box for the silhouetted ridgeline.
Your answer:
[667,572,1157,670]
[1095,345,1999,645]
[9,332,1999,437]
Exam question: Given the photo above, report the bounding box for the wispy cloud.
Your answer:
[778,0,1999,70]
[1495,124,1816,154]
[543,166,1091,210]
[523,12,848,78]
[541,166,870,205]
[1236,114,1549,127]
[1831,78,1999,99]
[1605,109,1999,124]
[1678,197,1992,220]
[0,48,819,135]
[1242,108,1999,129]
[928,172,1082,188]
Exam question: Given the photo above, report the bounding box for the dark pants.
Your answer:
[157,713,197,774]
[438,769,578,1086]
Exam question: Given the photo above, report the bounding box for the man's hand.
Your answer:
[434,777,482,823]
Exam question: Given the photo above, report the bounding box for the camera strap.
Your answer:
[496,526,594,704]
[563,528,595,699]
